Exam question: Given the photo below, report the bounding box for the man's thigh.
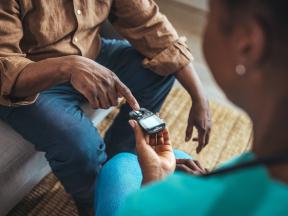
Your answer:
[96,39,175,102]
[0,84,106,171]
[2,85,75,146]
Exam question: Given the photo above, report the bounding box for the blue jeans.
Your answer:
[94,150,192,216]
[0,39,175,207]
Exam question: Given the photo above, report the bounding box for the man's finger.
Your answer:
[107,90,118,107]
[196,129,206,154]
[176,164,200,175]
[193,160,206,171]
[204,128,211,146]
[176,159,207,174]
[185,160,203,173]
[98,93,110,109]
[185,120,194,142]
[116,80,140,110]
[92,98,100,109]
[176,164,192,173]
[84,89,100,109]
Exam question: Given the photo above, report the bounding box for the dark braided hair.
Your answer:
[221,0,288,65]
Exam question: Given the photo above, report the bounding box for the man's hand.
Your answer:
[176,159,209,175]
[175,63,212,153]
[186,99,211,153]
[129,120,176,185]
[66,55,139,110]
[11,55,139,110]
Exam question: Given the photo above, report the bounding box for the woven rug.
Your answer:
[8,86,253,216]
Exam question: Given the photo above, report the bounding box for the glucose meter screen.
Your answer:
[141,116,160,128]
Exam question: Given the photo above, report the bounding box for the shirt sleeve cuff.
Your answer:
[142,37,194,76]
[0,56,38,106]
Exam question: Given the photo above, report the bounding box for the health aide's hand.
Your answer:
[129,120,176,185]
[64,55,139,110]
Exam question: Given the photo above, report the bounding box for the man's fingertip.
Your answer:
[134,103,140,111]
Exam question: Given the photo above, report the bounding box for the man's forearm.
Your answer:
[175,63,206,102]
[11,57,70,98]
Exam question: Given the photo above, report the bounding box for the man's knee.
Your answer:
[48,126,107,176]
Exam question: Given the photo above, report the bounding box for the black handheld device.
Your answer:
[129,108,166,134]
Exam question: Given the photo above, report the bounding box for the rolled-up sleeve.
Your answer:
[0,0,36,106]
[111,0,194,76]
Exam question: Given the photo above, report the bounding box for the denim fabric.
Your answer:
[0,39,175,207]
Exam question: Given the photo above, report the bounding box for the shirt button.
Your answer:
[74,37,78,43]
[76,9,82,15]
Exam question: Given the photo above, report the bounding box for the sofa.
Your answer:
[0,20,121,216]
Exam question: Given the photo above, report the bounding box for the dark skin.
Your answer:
[11,54,211,151]
[175,63,212,153]
[130,0,288,184]
[11,55,140,110]
[204,0,288,183]
[176,159,208,175]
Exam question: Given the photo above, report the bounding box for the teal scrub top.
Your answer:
[117,152,288,216]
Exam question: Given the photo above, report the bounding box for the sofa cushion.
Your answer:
[0,105,114,215]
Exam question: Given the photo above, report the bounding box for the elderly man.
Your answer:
[0,0,211,215]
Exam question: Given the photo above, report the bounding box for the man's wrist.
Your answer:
[190,92,207,104]
[56,56,74,83]
[175,63,206,103]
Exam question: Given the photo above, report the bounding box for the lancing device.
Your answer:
[129,108,166,134]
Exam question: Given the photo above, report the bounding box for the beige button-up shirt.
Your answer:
[0,0,193,106]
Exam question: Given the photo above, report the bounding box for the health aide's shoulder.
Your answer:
[116,172,226,216]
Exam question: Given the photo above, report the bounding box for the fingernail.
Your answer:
[128,120,135,128]
[135,104,140,110]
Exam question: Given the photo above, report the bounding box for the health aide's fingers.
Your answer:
[129,120,147,147]
[163,128,170,145]
[157,131,164,145]
[115,80,140,110]
[149,134,157,147]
